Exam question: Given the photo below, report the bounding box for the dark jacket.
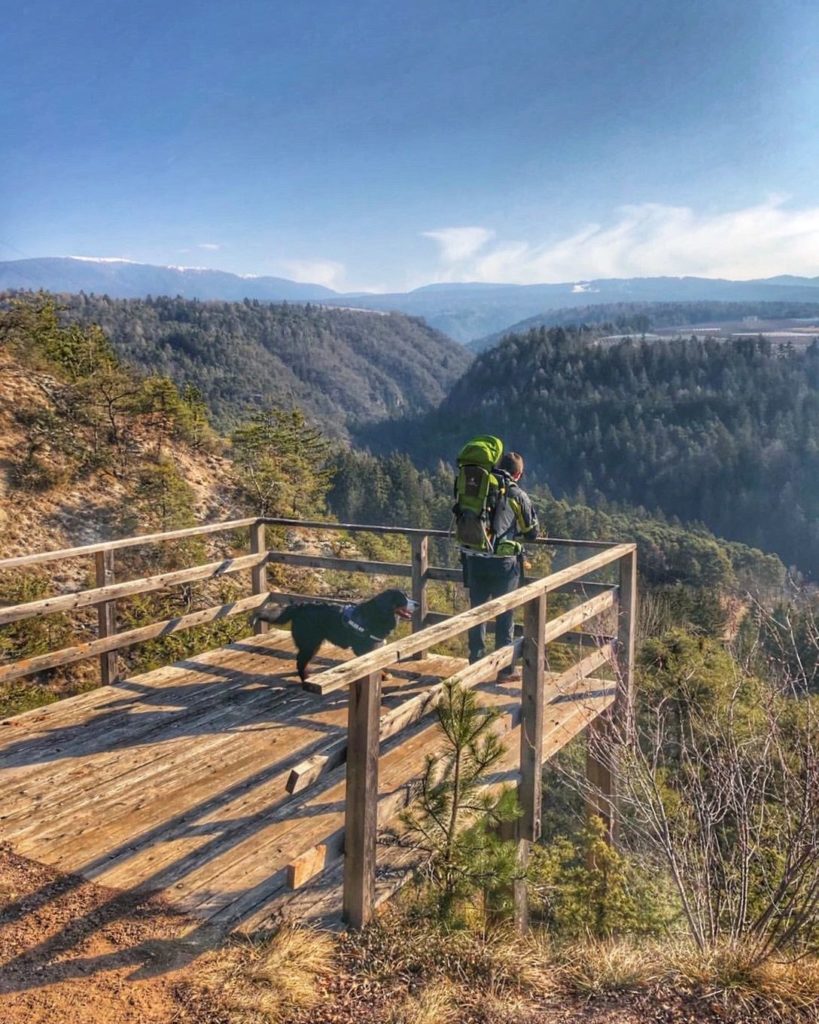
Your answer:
[492,472,539,549]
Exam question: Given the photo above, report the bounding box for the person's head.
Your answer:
[498,451,524,481]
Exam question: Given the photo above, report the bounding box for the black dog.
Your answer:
[252,588,418,682]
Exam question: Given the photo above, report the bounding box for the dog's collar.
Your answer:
[342,604,386,645]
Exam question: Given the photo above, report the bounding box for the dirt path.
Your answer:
[0,844,208,1024]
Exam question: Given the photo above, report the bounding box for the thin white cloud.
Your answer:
[277,259,346,290]
[423,200,819,284]
[198,242,221,251]
[421,226,495,265]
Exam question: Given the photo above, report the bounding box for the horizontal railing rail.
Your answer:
[0,517,260,571]
[301,546,629,696]
[0,515,620,574]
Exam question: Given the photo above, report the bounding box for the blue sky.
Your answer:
[2,0,818,291]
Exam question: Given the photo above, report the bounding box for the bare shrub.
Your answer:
[577,630,819,961]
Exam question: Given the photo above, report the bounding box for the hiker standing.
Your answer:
[454,441,539,681]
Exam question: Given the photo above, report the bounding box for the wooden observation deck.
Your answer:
[0,519,636,933]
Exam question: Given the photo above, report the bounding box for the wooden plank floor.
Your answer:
[0,629,614,933]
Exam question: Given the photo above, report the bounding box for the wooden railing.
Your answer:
[0,517,636,930]
[0,516,623,687]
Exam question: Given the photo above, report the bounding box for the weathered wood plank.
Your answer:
[261,517,621,550]
[0,629,293,736]
[410,534,429,657]
[246,685,615,928]
[616,549,638,730]
[342,671,382,928]
[266,552,412,576]
[541,589,617,645]
[0,593,270,683]
[520,595,546,842]
[69,655,468,905]
[0,551,273,626]
[250,523,269,635]
[95,549,117,685]
[0,517,259,571]
[3,686,315,844]
[0,516,622,574]
[285,659,615,893]
[139,679,476,918]
[0,631,298,773]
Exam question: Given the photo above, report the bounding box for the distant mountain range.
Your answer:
[0,256,336,303]
[5,256,819,342]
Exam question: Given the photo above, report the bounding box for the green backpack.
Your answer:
[452,435,507,552]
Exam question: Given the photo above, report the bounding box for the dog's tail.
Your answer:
[252,603,293,626]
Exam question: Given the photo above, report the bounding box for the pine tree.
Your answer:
[400,681,520,921]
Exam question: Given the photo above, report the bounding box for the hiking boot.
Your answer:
[497,670,521,683]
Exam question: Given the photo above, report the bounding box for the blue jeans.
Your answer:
[462,553,521,667]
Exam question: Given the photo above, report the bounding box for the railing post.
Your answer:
[250,521,268,634]
[410,533,429,658]
[505,593,546,933]
[585,547,637,851]
[520,594,546,841]
[94,550,117,685]
[585,717,615,848]
[343,670,382,929]
[616,547,637,734]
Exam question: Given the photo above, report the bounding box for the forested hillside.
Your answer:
[470,299,819,352]
[362,325,819,578]
[17,292,472,435]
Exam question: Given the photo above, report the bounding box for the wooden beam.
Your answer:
[560,631,617,646]
[94,550,117,685]
[556,580,619,596]
[287,641,523,796]
[263,591,347,607]
[587,548,637,853]
[410,534,429,658]
[266,552,412,577]
[542,589,617,646]
[0,593,268,684]
[0,550,272,626]
[586,715,615,850]
[250,523,268,635]
[260,517,622,549]
[520,595,546,842]
[616,548,638,732]
[343,671,382,929]
[0,516,623,573]
[551,643,616,695]
[303,548,632,696]
[0,517,259,571]
[425,566,463,582]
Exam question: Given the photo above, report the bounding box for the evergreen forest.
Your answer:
[27,291,472,435]
[365,325,819,579]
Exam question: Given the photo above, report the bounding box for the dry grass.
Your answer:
[347,907,556,999]
[187,924,335,1024]
[386,979,460,1024]
[556,938,662,997]
[665,942,819,1020]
